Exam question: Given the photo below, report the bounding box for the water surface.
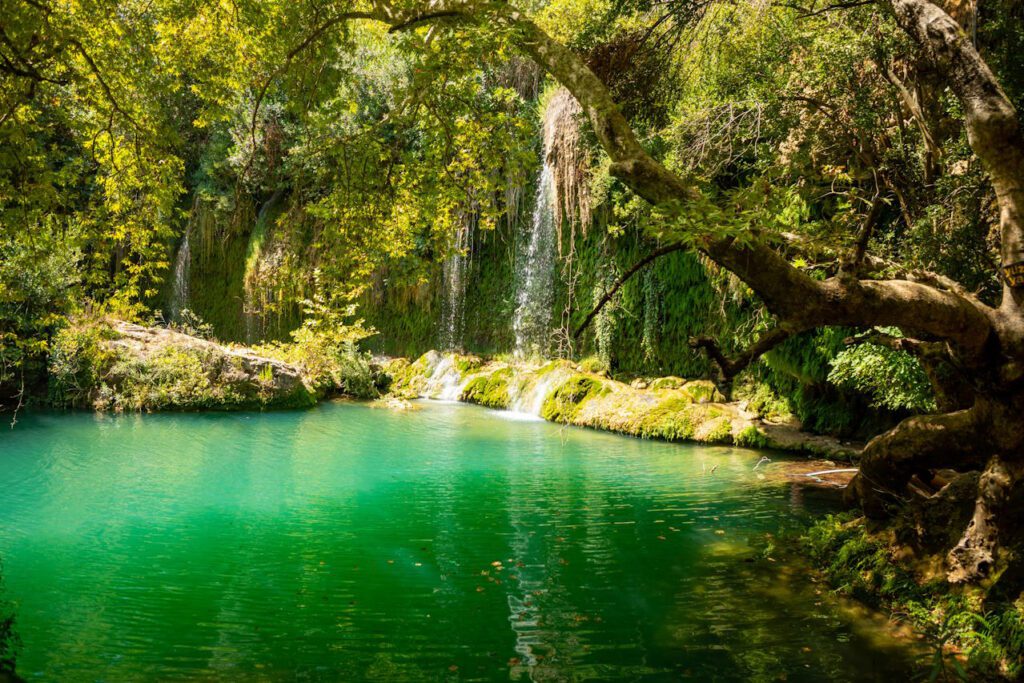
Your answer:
[0,401,917,680]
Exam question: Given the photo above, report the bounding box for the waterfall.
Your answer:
[169,230,191,322]
[512,163,557,358]
[439,221,471,352]
[418,352,468,401]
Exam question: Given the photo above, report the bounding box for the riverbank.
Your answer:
[47,318,321,410]
[387,350,861,462]
[39,320,861,462]
[800,513,1024,679]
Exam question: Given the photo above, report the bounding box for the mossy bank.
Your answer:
[387,351,860,460]
[46,318,386,411]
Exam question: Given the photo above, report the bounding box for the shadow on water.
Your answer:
[0,402,925,680]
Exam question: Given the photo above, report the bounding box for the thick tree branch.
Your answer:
[846,402,993,517]
[885,0,1024,319]
[572,242,685,339]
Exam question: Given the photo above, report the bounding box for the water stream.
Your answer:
[512,164,558,357]
[0,403,922,680]
[168,230,191,322]
[438,221,471,352]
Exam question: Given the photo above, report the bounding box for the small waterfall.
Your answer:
[505,365,571,419]
[169,230,191,322]
[418,352,467,401]
[439,221,471,352]
[512,163,557,357]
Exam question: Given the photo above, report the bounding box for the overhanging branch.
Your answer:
[573,242,685,339]
[689,325,795,380]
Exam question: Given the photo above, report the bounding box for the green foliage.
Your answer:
[257,280,380,398]
[828,337,937,412]
[0,224,82,403]
[170,309,215,341]
[47,319,118,408]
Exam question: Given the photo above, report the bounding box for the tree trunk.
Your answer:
[947,455,1024,583]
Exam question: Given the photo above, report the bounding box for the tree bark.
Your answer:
[886,0,1024,325]
[947,455,1024,583]
[845,403,992,518]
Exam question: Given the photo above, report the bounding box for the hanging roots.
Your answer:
[542,87,591,256]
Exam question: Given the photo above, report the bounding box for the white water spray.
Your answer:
[512,164,557,357]
[439,222,471,352]
[169,230,191,322]
[418,352,468,402]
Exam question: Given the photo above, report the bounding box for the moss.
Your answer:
[540,374,604,423]
[453,355,483,376]
[697,416,733,443]
[682,380,725,403]
[649,376,687,391]
[460,368,512,409]
[632,398,696,441]
[577,355,609,375]
[735,425,770,448]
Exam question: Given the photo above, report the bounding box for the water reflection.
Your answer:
[0,402,920,680]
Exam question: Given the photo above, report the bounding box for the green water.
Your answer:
[0,401,918,681]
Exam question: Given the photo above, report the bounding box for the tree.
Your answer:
[310,0,1024,583]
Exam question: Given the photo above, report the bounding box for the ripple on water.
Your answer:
[0,402,921,681]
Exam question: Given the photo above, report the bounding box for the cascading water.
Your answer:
[439,222,471,352]
[512,163,557,357]
[418,351,468,401]
[169,230,191,322]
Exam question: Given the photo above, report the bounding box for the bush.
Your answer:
[48,319,117,407]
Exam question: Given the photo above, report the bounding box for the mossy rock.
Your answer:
[694,415,733,444]
[460,368,512,410]
[452,354,484,376]
[649,376,687,391]
[633,398,697,441]
[54,319,317,412]
[541,374,605,423]
[682,380,726,403]
[734,425,770,449]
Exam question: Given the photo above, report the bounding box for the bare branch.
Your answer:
[572,242,685,339]
[689,325,795,381]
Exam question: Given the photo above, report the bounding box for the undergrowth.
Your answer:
[803,513,1024,680]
